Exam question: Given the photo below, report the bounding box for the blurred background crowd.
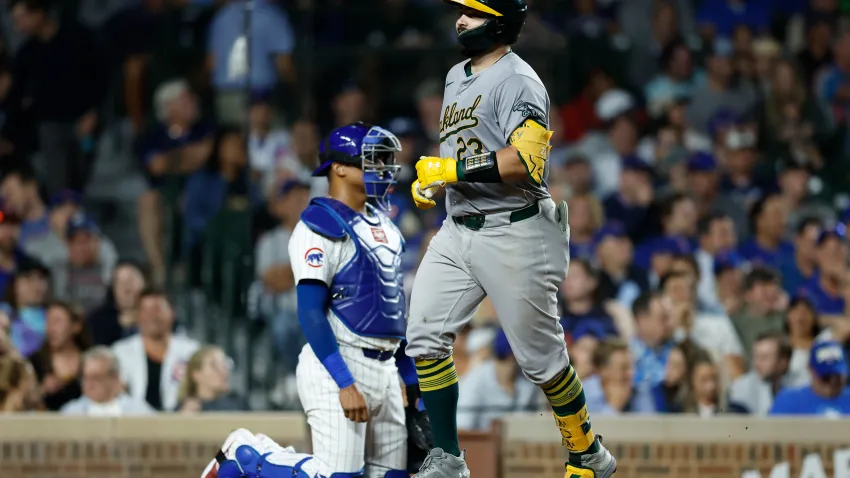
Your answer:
[1,0,850,427]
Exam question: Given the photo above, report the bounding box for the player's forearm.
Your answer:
[296,281,355,388]
[394,340,419,386]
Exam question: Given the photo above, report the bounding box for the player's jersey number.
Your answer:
[455,136,484,161]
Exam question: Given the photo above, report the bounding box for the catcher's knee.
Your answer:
[383,470,408,478]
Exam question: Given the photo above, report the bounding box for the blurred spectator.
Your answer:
[685,352,722,417]
[554,154,593,198]
[51,213,112,314]
[644,39,706,118]
[797,16,834,89]
[696,212,738,311]
[776,161,835,238]
[566,193,604,262]
[29,301,90,411]
[686,39,758,134]
[695,0,770,40]
[287,119,324,197]
[60,346,153,416]
[23,188,118,275]
[785,295,822,379]
[3,260,49,358]
[769,340,850,416]
[568,324,604,380]
[207,0,295,126]
[584,338,655,415]
[738,193,794,269]
[728,331,810,415]
[87,260,148,347]
[0,353,41,412]
[253,179,309,369]
[137,79,214,284]
[183,127,262,257]
[626,0,695,88]
[457,329,539,431]
[603,156,654,239]
[779,217,822,294]
[414,78,443,143]
[653,340,704,413]
[112,288,199,411]
[559,259,620,341]
[799,225,850,319]
[4,0,106,194]
[0,202,38,294]
[247,91,298,195]
[558,69,611,143]
[660,270,745,380]
[730,267,789,361]
[630,292,675,388]
[686,153,747,235]
[816,32,850,126]
[635,193,697,272]
[177,345,247,412]
[0,167,47,243]
[713,251,746,315]
[594,223,649,308]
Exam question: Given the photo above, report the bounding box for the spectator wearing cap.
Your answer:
[629,292,676,389]
[686,153,748,236]
[569,89,650,198]
[247,90,299,195]
[798,225,850,319]
[4,0,107,195]
[559,259,620,342]
[644,39,707,119]
[634,193,698,272]
[583,338,655,416]
[87,260,148,347]
[738,193,794,269]
[643,236,694,289]
[22,188,117,278]
[183,127,262,259]
[595,222,649,309]
[207,0,295,126]
[51,213,111,314]
[456,328,539,431]
[712,250,745,315]
[603,155,654,240]
[776,159,835,239]
[0,202,38,295]
[0,168,48,244]
[566,193,604,262]
[779,217,822,295]
[3,260,49,358]
[784,295,821,382]
[695,0,770,43]
[695,212,738,311]
[685,38,758,134]
[252,179,310,368]
[138,79,215,285]
[769,341,850,416]
[730,267,789,363]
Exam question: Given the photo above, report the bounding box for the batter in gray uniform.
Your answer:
[405,1,617,478]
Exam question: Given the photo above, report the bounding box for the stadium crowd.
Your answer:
[0,0,850,428]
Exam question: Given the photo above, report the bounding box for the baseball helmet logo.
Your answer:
[304,248,325,268]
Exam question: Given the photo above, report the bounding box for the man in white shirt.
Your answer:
[61,346,154,416]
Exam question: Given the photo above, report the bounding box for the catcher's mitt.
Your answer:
[405,384,433,472]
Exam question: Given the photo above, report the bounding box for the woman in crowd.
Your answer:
[560,259,630,340]
[653,339,705,413]
[0,354,42,412]
[2,262,51,358]
[87,260,148,346]
[685,352,722,417]
[177,345,248,412]
[29,301,91,411]
[784,295,820,380]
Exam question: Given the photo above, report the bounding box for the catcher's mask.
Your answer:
[313,122,402,211]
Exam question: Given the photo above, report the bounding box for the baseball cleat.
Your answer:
[564,436,617,478]
[412,448,471,478]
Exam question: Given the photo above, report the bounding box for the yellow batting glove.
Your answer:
[416,156,459,186]
[411,180,438,210]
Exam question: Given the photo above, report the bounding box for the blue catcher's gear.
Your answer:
[216,445,319,478]
[300,197,407,339]
[313,122,402,211]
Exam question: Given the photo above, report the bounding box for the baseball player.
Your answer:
[288,123,419,478]
[405,1,617,477]
[201,428,326,478]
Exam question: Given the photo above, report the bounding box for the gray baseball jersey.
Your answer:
[440,52,551,216]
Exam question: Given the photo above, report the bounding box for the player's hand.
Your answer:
[340,383,369,423]
[416,156,458,186]
[411,180,442,210]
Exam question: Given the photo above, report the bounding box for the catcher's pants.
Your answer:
[297,344,407,477]
[406,198,571,385]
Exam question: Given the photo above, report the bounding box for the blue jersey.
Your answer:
[769,386,850,417]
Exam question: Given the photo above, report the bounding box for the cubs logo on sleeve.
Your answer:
[304,248,325,268]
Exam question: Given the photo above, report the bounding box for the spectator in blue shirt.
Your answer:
[770,341,850,416]
[559,259,619,341]
[629,291,675,388]
[603,155,654,240]
[696,0,771,40]
[595,222,649,308]
[566,193,603,262]
[207,0,296,126]
[779,217,822,295]
[799,225,848,318]
[634,192,698,270]
[738,193,794,269]
[0,168,50,245]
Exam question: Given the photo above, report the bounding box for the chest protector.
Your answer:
[300,197,406,339]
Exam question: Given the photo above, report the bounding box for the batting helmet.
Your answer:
[443,0,527,56]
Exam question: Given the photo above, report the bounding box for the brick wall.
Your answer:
[1,415,848,478]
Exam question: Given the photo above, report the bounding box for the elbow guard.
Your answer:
[509,119,553,185]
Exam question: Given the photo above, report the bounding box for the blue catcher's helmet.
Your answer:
[313,122,402,211]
